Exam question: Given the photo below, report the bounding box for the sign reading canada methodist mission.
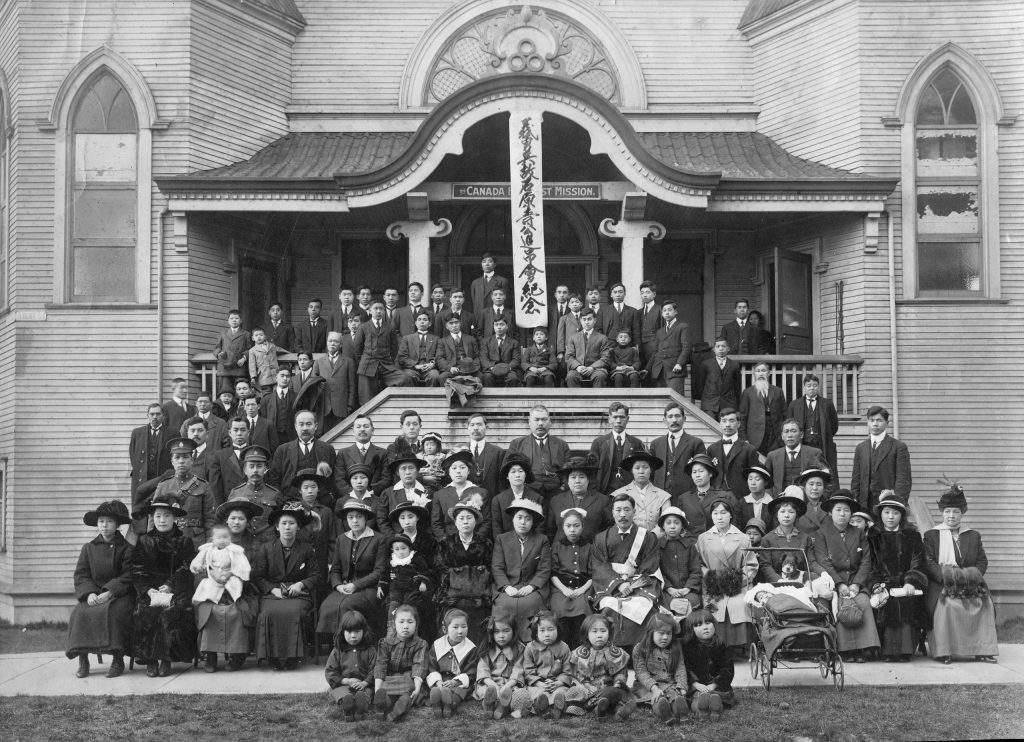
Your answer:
[453,182,601,199]
[509,111,548,328]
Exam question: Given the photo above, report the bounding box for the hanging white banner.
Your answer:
[509,110,547,328]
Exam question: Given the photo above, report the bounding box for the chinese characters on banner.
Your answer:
[509,111,547,328]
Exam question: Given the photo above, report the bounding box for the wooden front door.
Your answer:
[771,247,813,353]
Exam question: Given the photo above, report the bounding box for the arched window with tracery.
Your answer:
[68,71,139,302]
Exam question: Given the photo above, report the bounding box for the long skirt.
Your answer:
[705,591,751,649]
[317,587,380,636]
[929,594,999,658]
[196,593,257,654]
[550,587,591,619]
[65,596,133,659]
[256,596,311,660]
[132,595,197,663]
[833,591,880,652]
[492,592,546,643]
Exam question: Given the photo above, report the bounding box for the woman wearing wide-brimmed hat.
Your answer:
[435,499,492,643]
[431,449,490,541]
[491,499,551,642]
[131,495,198,677]
[317,498,387,637]
[490,453,543,537]
[253,502,320,670]
[545,453,614,541]
[795,468,831,534]
[291,468,338,583]
[922,482,998,664]
[609,451,671,534]
[377,452,431,537]
[65,500,135,679]
[812,489,880,662]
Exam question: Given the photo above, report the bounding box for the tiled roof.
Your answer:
[179,130,871,185]
[191,132,416,181]
[636,131,875,182]
[739,0,804,28]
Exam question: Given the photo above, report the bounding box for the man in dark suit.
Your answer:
[392,281,426,337]
[556,294,583,379]
[184,415,214,482]
[266,301,296,351]
[397,310,441,386]
[649,402,707,497]
[267,409,345,503]
[208,416,251,506]
[738,361,787,456]
[788,373,840,481]
[589,401,646,495]
[294,297,328,354]
[260,368,298,446]
[336,414,389,499]
[720,298,758,356]
[290,351,318,395]
[194,391,228,449]
[479,316,521,387]
[381,286,401,329]
[161,377,196,438]
[464,413,506,511]
[241,396,277,453]
[638,280,662,371]
[850,405,912,511]
[765,418,828,492]
[706,407,761,499]
[352,299,411,405]
[599,282,642,349]
[565,308,612,387]
[476,287,515,342]
[433,288,476,338]
[436,314,481,385]
[129,403,174,531]
[428,284,449,321]
[506,404,571,500]
[314,331,357,430]
[547,284,571,383]
[327,285,369,335]
[647,301,690,396]
[470,253,512,315]
[700,338,741,418]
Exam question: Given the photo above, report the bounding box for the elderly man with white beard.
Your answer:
[738,361,787,456]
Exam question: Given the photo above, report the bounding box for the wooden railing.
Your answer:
[190,352,865,416]
[731,355,864,417]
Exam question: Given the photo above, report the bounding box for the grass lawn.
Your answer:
[2,686,1023,741]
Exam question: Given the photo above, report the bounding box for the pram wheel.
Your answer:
[749,643,760,679]
[817,655,829,679]
[759,653,772,690]
[831,653,844,691]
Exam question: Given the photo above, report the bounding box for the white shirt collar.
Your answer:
[870,432,887,445]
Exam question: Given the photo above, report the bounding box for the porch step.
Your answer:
[321,387,723,453]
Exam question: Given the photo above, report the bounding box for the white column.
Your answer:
[598,218,666,306]
[386,218,452,290]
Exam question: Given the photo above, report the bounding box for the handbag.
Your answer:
[836,595,865,628]
[446,564,490,600]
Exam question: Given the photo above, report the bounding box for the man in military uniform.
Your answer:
[153,437,216,549]
[228,445,284,544]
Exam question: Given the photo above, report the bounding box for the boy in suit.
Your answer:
[479,316,521,387]
[556,293,584,380]
[477,287,515,341]
[213,309,252,393]
[647,300,690,396]
[522,327,556,387]
[241,396,277,453]
[266,301,296,352]
[850,405,912,511]
[329,284,368,335]
[433,288,475,338]
[638,280,662,371]
[600,282,641,346]
[436,313,481,385]
[609,330,642,388]
[353,299,411,405]
[788,374,840,483]
[291,351,317,395]
[700,338,741,418]
[565,307,612,387]
[721,298,758,356]
[295,298,328,354]
[393,281,426,337]
[162,377,196,437]
[397,309,441,386]
[470,253,512,314]
[260,367,297,446]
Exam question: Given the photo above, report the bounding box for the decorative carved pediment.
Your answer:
[427,5,619,105]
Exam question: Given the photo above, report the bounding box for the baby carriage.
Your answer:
[745,547,844,692]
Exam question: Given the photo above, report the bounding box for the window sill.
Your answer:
[896,297,1009,306]
[44,303,158,311]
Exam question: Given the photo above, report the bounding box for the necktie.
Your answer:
[279,390,285,400]
[616,435,623,448]
[302,443,310,456]
[311,320,317,327]
[789,450,797,463]
[809,400,816,414]
[668,435,676,457]
[359,445,366,456]
[375,321,381,330]
[583,332,589,345]
[473,444,481,463]
[180,400,187,411]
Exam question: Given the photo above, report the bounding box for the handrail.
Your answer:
[730,354,865,417]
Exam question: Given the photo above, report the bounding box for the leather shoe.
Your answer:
[158,660,171,677]
[75,655,90,678]
[106,656,125,678]
[204,652,218,673]
[146,662,159,678]
[226,654,245,672]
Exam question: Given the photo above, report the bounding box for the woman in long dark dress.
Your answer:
[253,503,320,670]
[131,496,198,677]
[435,500,492,643]
[194,500,262,672]
[65,500,134,678]
[316,498,388,636]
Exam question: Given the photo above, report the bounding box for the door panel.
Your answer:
[773,248,813,354]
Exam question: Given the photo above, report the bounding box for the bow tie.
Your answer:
[722,438,735,445]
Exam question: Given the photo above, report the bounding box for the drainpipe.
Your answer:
[887,211,899,438]
[156,208,168,400]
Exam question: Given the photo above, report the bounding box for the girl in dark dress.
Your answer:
[435,500,492,643]
[253,502,321,669]
[131,496,198,677]
[65,500,134,678]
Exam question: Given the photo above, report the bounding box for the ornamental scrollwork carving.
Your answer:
[426,5,619,105]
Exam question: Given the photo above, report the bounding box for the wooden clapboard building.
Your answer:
[0,0,1021,620]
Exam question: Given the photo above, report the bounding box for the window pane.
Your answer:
[75,133,137,182]
[72,246,136,300]
[107,89,138,131]
[916,86,945,125]
[73,188,136,239]
[916,129,977,177]
[947,85,977,125]
[918,242,980,292]
[917,186,978,234]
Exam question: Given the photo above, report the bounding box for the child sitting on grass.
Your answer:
[474,611,526,719]
[565,613,635,720]
[325,610,376,721]
[426,609,478,719]
[681,609,735,721]
[631,612,688,726]
[513,609,572,719]
[374,604,427,722]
